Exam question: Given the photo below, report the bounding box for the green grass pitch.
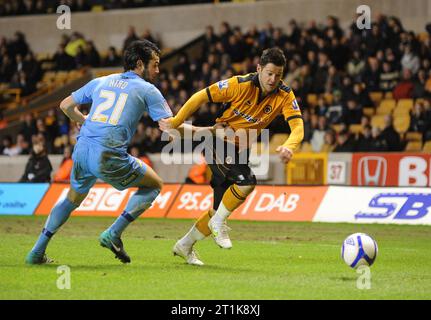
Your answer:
[0,216,430,299]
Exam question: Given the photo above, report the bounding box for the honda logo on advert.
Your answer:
[358,156,387,186]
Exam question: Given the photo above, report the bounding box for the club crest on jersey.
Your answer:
[218,80,229,90]
[292,99,300,110]
[264,105,272,114]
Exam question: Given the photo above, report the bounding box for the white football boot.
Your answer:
[173,241,204,266]
[208,219,232,249]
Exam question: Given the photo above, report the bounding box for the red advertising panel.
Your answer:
[166,185,328,222]
[352,153,431,186]
[35,183,181,218]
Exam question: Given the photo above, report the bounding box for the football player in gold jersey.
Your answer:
[159,48,304,265]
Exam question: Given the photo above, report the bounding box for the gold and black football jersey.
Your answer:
[206,73,302,131]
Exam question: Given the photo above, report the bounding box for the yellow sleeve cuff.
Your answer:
[282,117,304,151]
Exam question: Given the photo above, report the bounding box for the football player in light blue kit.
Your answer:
[26,40,172,264]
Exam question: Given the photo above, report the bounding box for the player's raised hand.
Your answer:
[158,117,173,131]
[276,146,293,163]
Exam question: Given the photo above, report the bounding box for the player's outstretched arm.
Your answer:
[159,122,230,140]
[158,89,209,132]
[277,117,304,163]
[60,95,87,125]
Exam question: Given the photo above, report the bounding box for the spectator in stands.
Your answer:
[380,115,402,151]
[324,65,342,94]
[13,133,30,155]
[333,129,356,152]
[23,51,42,84]
[313,52,330,94]
[311,115,328,152]
[53,145,73,183]
[361,57,380,91]
[393,68,414,99]
[141,29,158,46]
[284,59,301,85]
[82,41,101,67]
[19,137,52,183]
[413,69,428,99]
[315,96,328,117]
[0,55,15,82]
[347,50,366,81]
[10,31,29,57]
[321,129,336,152]
[123,26,139,52]
[53,45,76,71]
[203,25,219,56]
[342,99,363,125]
[9,70,35,96]
[65,32,87,57]
[356,124,373,152]
[409,101,430,138]
[45,108,59,145]
[401,45,420,75]
[1,135,14,156]
[351,83,373,108]
[36,118,54,153]
[19,113,37,143]
[102,46,121,67]
[379,61,399,92]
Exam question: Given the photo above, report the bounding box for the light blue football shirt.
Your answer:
[71,71,172,152]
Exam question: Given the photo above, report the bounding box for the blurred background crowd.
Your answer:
[1,11,431,170]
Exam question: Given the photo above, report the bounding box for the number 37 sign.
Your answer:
[327,161,347,185]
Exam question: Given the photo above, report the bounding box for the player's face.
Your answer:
[257,63,284,94]
[143,52,160,83]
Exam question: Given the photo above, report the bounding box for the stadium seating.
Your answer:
[376,99,396,115]
[363,107,375,117]
[370,91,383,106]
[423,141,431,152]
[349,124,363,135]
[393,99,414,115]
[393,114,411,134]
[405,132,423,142]
[371,115,386,130]
[405,141,423,152]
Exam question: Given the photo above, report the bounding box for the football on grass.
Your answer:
[341,233,378,268]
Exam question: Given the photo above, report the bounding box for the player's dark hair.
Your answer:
[259,47,286,68]
[123,40,160,71]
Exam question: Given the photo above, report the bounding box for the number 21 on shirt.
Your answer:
[91,89,128,125]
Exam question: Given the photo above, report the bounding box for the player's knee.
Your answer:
[236,183,255,197]
[66,189,87,206]
[243,184,256,195]
[151,176,163,191]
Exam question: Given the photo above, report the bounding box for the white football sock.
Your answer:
[211,202,231,224]
[178,224,205,247]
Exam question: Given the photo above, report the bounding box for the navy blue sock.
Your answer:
[108,187,160,238]
[31,198,78,255]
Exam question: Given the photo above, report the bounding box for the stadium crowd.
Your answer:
[1,14,431,167]
[0,0,219,16]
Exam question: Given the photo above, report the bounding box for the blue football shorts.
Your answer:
[70,140,148,194]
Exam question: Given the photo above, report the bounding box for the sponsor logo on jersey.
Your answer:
[218,80,229,90]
